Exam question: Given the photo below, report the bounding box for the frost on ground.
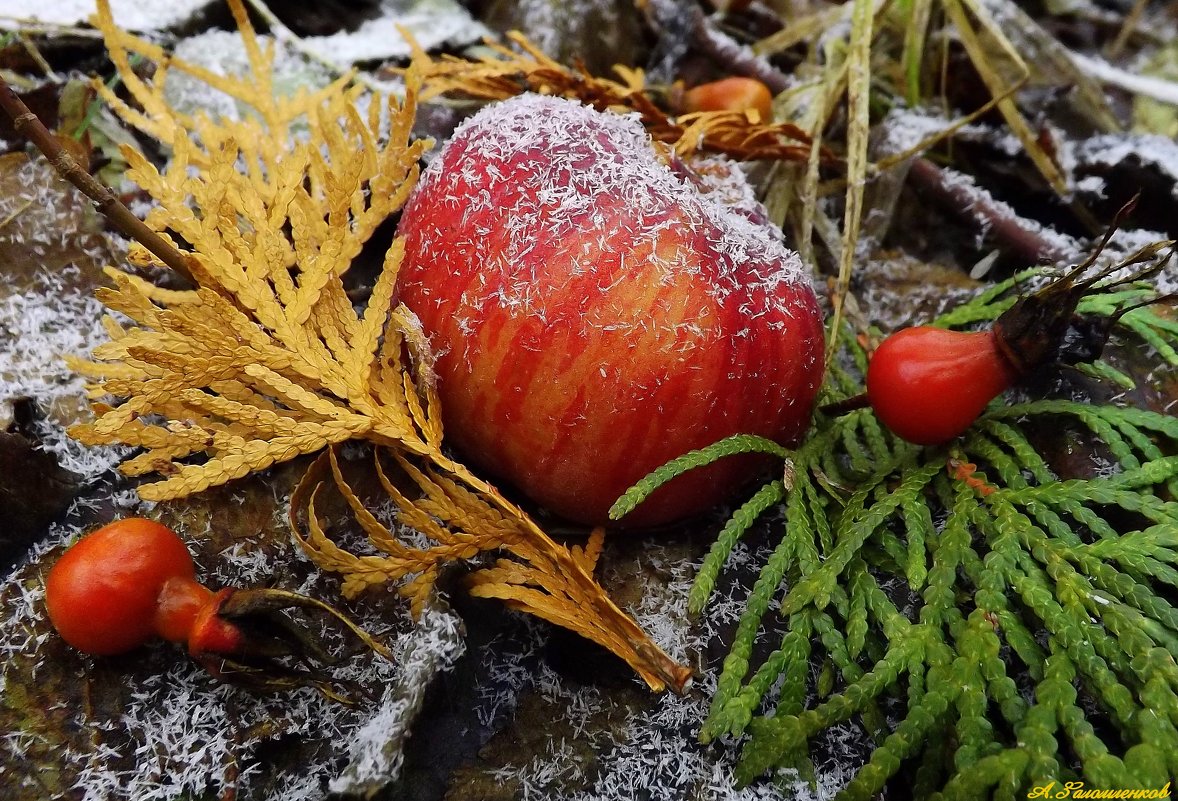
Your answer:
[161,7,483,123]
[1075,132,1178,204]
[0,154,128,481]
[0,267,128,479]
[0,0,216,31]
[163,30,336,121]
[300,0,490,65]
[0,0,489,49]
[462,539,861,801]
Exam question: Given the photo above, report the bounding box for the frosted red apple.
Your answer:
[395,95,824,526]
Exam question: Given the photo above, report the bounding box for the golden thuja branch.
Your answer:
[410,31,820,164]
[67,0,434,499]
[26,0,690,691]
[292,449,691,692]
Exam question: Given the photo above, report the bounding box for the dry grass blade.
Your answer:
[899,0,936,105]
[408,30,815,163]
[752,6,845,58]
[975,0,1118,132]
[825,0,876,364]
[943,0,1068,194]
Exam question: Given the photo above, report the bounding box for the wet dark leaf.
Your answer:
[0,430,78,565]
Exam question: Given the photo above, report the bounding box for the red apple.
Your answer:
[394,94,824,527]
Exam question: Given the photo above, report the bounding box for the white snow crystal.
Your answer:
[0,0,214,31]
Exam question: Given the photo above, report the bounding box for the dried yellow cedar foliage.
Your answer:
[68,0,690,693]
[412,31,816,163]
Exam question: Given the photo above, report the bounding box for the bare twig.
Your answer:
[0,74,195,286]
[0,18,104,39]
[1070,51,1178,107]
[907,157,1074,265]
[687,4,790,94]
[820,392,870,416]
[641,0,791,93]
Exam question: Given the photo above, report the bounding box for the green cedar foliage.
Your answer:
[610,272,1178,798]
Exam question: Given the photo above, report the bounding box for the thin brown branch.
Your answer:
[686,4,790,94]
[643,0,792,94]
[0,74,195,286]
[907,157,1074,265]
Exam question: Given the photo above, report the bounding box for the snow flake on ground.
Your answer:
[163,30,335,121]
[465,540,859,800]
[301,0,490,65]
[0,0,214,32]
[0,267,127,480]
[1076,132,1178,201]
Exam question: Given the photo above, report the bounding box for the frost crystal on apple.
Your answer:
[410,94,809,322]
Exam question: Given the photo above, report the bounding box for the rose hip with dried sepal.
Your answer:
[45,518,392,699]
[857,200,1175,446]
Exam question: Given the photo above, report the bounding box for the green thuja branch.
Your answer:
[689,479,786,615]
[607,433,790,520]
[615,268,1178,798]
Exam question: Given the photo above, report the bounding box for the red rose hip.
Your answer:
[46,518,203,655]
[44,518,392,696]
[865,327,1017,446]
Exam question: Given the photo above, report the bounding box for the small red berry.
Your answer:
[46,518,200,655]
[683,77,774,121]
[45,518,392,697]
[865,327,1016,446]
